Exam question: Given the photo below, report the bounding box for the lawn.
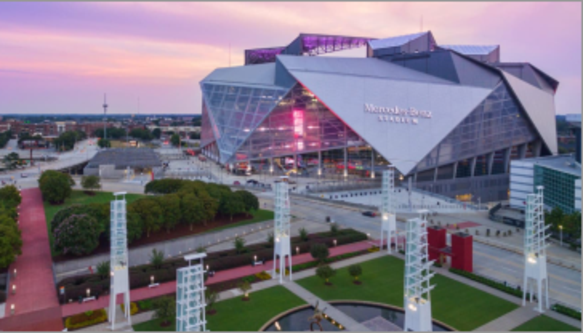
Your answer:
[295,256,518,331]
[133,285,306,331]
[512,315,579,331]
[44,190,145,255]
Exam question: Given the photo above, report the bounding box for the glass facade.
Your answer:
[534,165,578,214]
[416,83,538,171]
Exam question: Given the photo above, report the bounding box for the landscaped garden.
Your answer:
[511,314,579,331]
[133,286,306,332]
[295,255,518,331]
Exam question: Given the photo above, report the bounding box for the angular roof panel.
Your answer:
[368,32,428,49]
[439,45,499,55]
[201,63,285,89]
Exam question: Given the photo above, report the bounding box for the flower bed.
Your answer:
[64,309,108,330]
[551,304,582,320]
[56,228,367,304]
[121,302,139,316]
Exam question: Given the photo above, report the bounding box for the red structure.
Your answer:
[427,226,473,273]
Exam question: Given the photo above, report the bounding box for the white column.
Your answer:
[380,167,397,253]
[109,192,131,330]
[176,253,207,331]
[273,179,291,283]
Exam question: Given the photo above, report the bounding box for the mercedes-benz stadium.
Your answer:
[199,31,558,202]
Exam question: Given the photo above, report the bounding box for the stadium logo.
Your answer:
[363,104,432,125]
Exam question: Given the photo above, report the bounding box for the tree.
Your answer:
[330,223,339,234]
[238,280,252,300]
[170,134,181,147]
[299,228,309,241]
[205,289,219,315]
[545,207,564,232]
[53,131,85,151]
[235,191,259,217]
[199,192,219,226]
[267,232,274,248]
[316,265,336,285]
[234,236,246,254]
[150,248,165,269]
[348,264,362,283]
[145,179,185,194]
[157,194,182,233]
[152,296,175,327]
[81,175,101,195]
[126,207,143,243]
[0,185,21,208]
[181,193,204,231]
[131,198,163,237]
[94,128,126,140]
[0,223,22,269]
[220,192,245,221]
[310,243,329,264]
[96,261,110,280]
[151,128,162,139]
[39,170,74,204]
[53,214,103,256]
[97,138,111,148]
[2,152,20,170]
[129,128,153,141]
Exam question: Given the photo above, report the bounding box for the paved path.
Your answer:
[283,282,370,331]
[0,188,63,331]
[475,306,540,331]
[61,239,376,317]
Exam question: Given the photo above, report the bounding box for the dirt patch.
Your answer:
[53,213,261,262]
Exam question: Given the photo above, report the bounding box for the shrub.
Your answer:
[238,280,252,299]
[152,296,176,326]
[64,308,108,330]
[551,304,582,320]
[266,232,274,248]
[0,222,22,269]
[53,214,103,256]
[120,302,139,316]
[81,175,101,194]
[330,223,339,234]
[196,246,206,253]
[234,236,246,254]
[310,243,329,264]
[137,299,153,311]
[39,170,74,204]
[316,265,336,284]
[299,227,309,241]
[150,248,165,269]
[96,261,109,280]
[0,185,21,208]
[348,264,362,281]
[145,179,185,194]
[205,289,219,313]
[255,271,272,280]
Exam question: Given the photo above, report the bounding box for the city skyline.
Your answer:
[0,1,580,115]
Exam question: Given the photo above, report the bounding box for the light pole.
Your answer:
[559,225,563,247]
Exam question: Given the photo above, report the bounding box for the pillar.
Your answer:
[343,147,348,178]
[487,152,495,175]
[503,147,512,174]
[317,151,322,177]
[370,148,375,179]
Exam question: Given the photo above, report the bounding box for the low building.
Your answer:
[83,148,162,179]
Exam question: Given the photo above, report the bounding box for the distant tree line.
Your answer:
[0,186,23,269]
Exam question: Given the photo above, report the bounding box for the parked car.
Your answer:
[20,173,28,178]
[362,211,377,217]
[233,181,241,185]
[247,179,258,185]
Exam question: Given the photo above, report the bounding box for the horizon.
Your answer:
[0,2,580,115]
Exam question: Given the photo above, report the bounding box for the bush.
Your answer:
[120,302,139,315]
[206,289,219,313]
[137,299,153,311]
[81,175,101,194]
[145,179,186,194]
[150,249,165,269]
[330,223,339,234]
[0,185,21,208]
[234,236,246,254]
[0,221,22,269]
[310,243,329,263]
[96,261,109,280]
[266,232,274,248]
[64,308,108,330]
[39,170,75,204]
[551,304,582,320]
[348,264,362,281]
[299,227,309,241]
[449,268,532,299]
[152,296,175,326]
[53,214,103,256]
[238,280,252,299]
[316,265,336,284]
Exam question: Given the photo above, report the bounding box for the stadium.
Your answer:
[199,31,558,202]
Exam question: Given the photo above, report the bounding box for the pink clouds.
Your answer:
[0,2,580,114]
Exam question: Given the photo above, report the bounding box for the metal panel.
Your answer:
[450,52,502,89]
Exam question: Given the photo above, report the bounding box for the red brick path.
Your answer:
[0,188,63,331]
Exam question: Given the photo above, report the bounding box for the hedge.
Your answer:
[64,309,108,330]
[449,268,533,299]
[56,228,367,304]
[551,304,582,320]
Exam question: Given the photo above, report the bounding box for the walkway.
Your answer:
[475,306,540,331]
[61,239,377,317]
[0,188,63,331]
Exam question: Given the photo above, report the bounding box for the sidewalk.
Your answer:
[61,239,377,317]
[475,306,540,331]
[0,188,63,331]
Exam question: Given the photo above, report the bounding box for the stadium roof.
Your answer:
[368,32,428,49]
[439,45,499,55]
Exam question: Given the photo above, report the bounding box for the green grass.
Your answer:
[296,256,518,331]
[512,315,579,331]
[133,319,176,332]
[133,285,305,331]
[209,209,274,232]
[44,190,145,255]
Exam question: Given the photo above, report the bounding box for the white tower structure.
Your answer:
[522,186,550,313]
[103,94,108,142]
[273,178,292,284]
[176,253,207,332]
[109,192,131,330]
[404,210,435,332]
[379,167,397,253]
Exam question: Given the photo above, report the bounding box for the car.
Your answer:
[247,179,258,185]
[233,181,241,185]
[362,211,376,217]
[20,173,28,178]
[287,179,297,185]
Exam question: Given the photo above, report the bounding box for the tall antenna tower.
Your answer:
[404,210,435,332]
[522,186,550,313]
[380,166,397,253]
[103,94,108,142]
[273,178,292,284]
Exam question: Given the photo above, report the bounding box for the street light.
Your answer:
[559,225,563,247]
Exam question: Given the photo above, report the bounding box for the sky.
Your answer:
[0,2,580,115]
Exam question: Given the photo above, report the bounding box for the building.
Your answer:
[510,155,581,214]
[83,148,162,179]
[200,31,559,202]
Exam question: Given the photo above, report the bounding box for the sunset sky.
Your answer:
[0,2,580,115]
